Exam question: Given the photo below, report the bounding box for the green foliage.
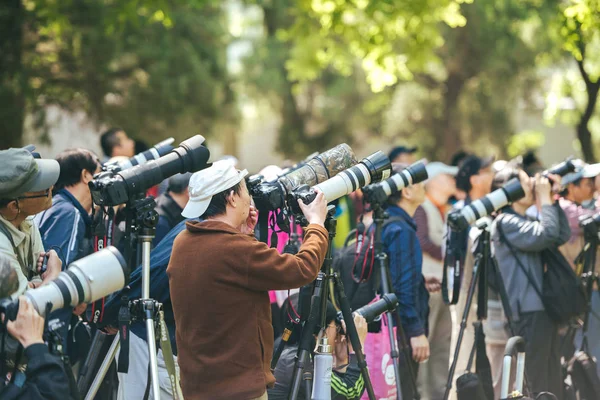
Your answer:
[285,0,469,92]
[2,0,234,148]
[506,130,546,158]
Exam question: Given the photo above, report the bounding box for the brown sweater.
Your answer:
[167,220,329,400]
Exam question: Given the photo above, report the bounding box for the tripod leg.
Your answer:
[384,310,403,400]
[393,309,421,400]
[85,334,120,400]
[289,274,326,400]
[333,273,376,400]
[443,255,482,400]
[145,308,162,400]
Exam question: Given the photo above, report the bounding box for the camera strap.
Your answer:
[158,311,183,400]
[442,227,468,305]
[117,296,130,373]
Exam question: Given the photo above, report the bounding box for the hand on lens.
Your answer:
[5,298,45,349]
[41,250,61,283]
[534,174,552,205]
[298,188,328,227]
[353,314,368,348]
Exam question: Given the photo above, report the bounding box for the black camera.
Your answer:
[90,135,210,206]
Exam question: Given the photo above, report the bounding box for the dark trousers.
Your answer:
[515,311,562,400]
[399,341,419,399]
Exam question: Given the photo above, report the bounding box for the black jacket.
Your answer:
[1,344,73,400]
[268,345,365,400]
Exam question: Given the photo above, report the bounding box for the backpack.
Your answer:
[334,217,404,312]
[497,221,588,325]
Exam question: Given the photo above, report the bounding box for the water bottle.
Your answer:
[311,337,333,400]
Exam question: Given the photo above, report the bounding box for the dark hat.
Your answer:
[455,155,494,193]
[389,145,418,162]
[0,148,60,199]
[168,172,192,194]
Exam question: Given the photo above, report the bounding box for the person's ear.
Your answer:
[227,190,237,208]
[81,169,93,184]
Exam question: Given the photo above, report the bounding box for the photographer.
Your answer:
[269,298,368,400]
[35,148,101,352]
[167,160,329,400]
[382,163,430,399]
[0,258,72,400]
[491,168,570,397]
[0,148,62,297]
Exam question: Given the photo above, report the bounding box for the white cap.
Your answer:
[583,163,600,178]
[425,162,459,180]
[182,160,248,218]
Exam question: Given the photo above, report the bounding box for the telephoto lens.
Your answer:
[448,177,525,230]
[0,247,129,321]
[106,138,175,172]
[543,157,576,178]
[362,160,429,205]
[290,151,392,214]
[336,293,398,334]
[90,135,210,206]
[249,144,358,211]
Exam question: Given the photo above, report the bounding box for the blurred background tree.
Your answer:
[1,0,598,165]
[0,0,234,149]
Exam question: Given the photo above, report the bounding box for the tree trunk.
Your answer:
[575,51,600,163]
[0,0,25,149]
[575,76,599,163]
[437,71,466,163]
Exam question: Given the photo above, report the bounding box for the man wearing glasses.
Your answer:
[0,148,62,298]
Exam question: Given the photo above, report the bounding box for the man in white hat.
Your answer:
[167,160,329,400]
[0,148,62,297]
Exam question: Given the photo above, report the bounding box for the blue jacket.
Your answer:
[382,205,429,338]
[36,189,93,266]
[35,189,93,348]
[105,218,199,355]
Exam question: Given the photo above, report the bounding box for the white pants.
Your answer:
[116,331,181,400]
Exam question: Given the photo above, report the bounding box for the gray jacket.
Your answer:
[491,204,571,319]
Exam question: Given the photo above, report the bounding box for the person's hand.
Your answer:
[353,314,368,349]
[40,250,61,283]
[410,334,430,363]
[73,303,88,316]
[103,325,119,335]
[424,275,441,293]
[298,188,328,227]
[534,174,553,206]
[240,205,258,235]
[4,298,45,348]
[546,173,563,194]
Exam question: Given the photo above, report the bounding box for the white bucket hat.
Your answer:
[181,160,248,218]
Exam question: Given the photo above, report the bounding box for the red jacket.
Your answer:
[167,220,328,399]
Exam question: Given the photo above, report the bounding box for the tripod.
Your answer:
[83,197,181,400]
[371,202,419,400]
[443,220,490,400]
[443,219,531,400]
[288,208,376,400]
[575,221,599,352]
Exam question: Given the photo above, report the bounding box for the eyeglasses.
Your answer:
[16,189,51,200]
